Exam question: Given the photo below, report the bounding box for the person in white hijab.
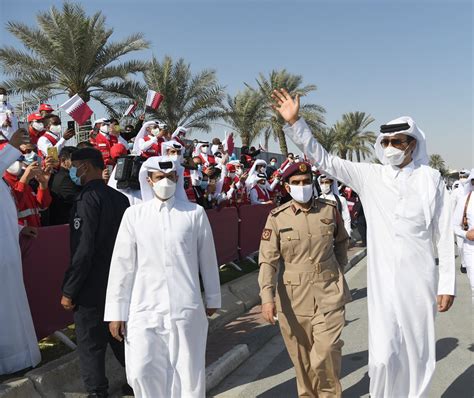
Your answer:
[453,169,474,301]
[0,129,41,374]
[104,156,220,397]
[272,89,455,398]
[318,174,352,236]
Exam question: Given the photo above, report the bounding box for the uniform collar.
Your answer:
[153,195,176,212]
[290,197,318,215]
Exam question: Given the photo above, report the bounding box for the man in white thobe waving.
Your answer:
[271,89,455,398]
[104,156,221,398]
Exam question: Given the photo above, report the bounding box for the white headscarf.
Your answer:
[318,174,339,195]
[463,169,474,195]
[193,141,209,157]
[246,159,267,189]
[138,156,189,202]
[172,126,188,139]
[375,116,429,166]
[132,120,160,154]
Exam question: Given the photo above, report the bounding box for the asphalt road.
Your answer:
[210,257,473,397]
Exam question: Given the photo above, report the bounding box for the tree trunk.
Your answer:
[240,132,250,147]
[276,126,288,156]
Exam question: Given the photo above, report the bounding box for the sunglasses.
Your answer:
[380,138,410,149]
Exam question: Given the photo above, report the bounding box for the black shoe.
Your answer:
[461,265,467,274]
[121,384,134,396]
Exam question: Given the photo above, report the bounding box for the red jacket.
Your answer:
[93,133,119,166]
[3,172,52,227]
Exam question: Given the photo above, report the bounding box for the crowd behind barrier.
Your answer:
[20,204,273,340]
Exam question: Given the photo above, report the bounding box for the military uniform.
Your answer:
[258,197,351,398]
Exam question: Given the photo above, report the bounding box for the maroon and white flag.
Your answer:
[60,94,93,125]
[145,90,164,110]
[224,131,235,155]
[123,101,138,117]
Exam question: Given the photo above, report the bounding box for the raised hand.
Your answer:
[271,89,300,125]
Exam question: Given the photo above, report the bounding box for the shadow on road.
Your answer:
[436,337,459,362]
[343,372,369,397]
[341,350,368,379]
[350,287,367,302]
[441,365,474,398]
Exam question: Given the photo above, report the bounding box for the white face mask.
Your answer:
[152,177,176,200]
[201,146,209,154]
[151,128,160,136]
[383,146,408,166]
[320,183,331,195]
[288,184,313,204]
[100,125,109,134]
[229,172,236,179]
[7,161,23,176]
[50,125,62,134]
[459,177,467,183]
[235,168,243,176]
[32,121,44,131]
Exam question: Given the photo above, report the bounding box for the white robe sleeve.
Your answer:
[0,144,21,174]
[37,135,66,157]
[453,193,469,240]
[138,136,157,151]
[339,195,352,236]
[196,207,221,309]
[104,208,137,321]
[432,182,456,296]
[284,118,368,194]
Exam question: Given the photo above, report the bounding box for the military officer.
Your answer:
[258,161,351,398]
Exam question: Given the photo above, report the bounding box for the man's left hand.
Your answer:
[206,308,218,316]
[437,295,454,312]
[61,295,75,311]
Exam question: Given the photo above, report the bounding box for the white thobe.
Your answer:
[37,131,67,158]
[453,192,474,300]
[285,118,455,398]
[104,197,221,398]
[319,192,352,236]
[0,144,41,374]
[0,102,18,139]
[451,185,467,263]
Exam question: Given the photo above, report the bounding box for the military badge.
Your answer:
[73,217,82,230]
[298,163,308,173]
[320,218,333,225]
[261,228,272,241]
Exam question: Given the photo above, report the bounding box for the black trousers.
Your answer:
[74,305,125,395]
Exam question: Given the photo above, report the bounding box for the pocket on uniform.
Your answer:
[279,230,300,257]
[320,225,335,239]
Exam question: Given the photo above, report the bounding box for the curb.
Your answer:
[205,344,250,393]
[345,248,367,273]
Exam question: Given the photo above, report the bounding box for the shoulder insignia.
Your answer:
[261,228,272,241]
[317,198,337,207]
[270,201,292,216]
[73,217,82,230]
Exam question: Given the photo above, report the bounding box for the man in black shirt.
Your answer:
[61,148,130,398]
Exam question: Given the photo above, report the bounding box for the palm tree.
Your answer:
[429,154,448,175]
[221,88,269,147]
[0,2,149,109]
[142,56,225,133]
[251,70,325,156]
[314,127,337,154]
[332,112,376,161]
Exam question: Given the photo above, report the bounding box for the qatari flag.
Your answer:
[145,89,164,110]
[224,131,235,155]
[124,101,138,117]
[60,94,93,125]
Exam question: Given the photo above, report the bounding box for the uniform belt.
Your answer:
[285,256,338,273]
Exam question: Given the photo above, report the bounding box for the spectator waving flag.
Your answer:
[145,90,164,111]
[60,94,93,125]
[123,101,138,117]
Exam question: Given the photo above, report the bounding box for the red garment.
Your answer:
[198,153,216,166]
[183,169,196,202]
[252,184,270,202]
[93,133,119,166]
[222,176,240,193]
[3,172,52,227]
[140,135,163,159]
[0,140,8,150]
[28,126,45,146]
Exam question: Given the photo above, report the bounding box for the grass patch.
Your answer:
[219,257,259,285]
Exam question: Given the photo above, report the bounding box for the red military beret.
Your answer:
[281,161,312,182]
[27,112,43,122]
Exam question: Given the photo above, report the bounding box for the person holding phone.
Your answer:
[37,114,75,159]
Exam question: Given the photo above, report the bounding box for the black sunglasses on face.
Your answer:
[380,138,409,149]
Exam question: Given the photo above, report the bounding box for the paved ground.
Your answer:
[210,257,473,397]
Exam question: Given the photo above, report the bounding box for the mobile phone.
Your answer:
[47,146,59,161]
[107,165,114,174]
[67,120,75,131]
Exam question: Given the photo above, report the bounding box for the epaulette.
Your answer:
[317,198,337,207]
[270,201,293,216]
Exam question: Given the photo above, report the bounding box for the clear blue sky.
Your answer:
[1,0,472,169]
